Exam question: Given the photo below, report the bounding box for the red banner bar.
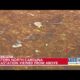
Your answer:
[42,58,68,64]
[0,58,68,66]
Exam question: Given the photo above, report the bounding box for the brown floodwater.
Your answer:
[0,10,80,70]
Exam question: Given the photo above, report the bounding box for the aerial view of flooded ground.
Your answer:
[0,10,80,70]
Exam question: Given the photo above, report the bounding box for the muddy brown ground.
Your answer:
[0,10,80,70]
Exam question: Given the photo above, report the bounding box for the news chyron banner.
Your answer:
[0,55,80,66]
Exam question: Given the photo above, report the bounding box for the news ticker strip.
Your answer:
[0,58,79,66]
